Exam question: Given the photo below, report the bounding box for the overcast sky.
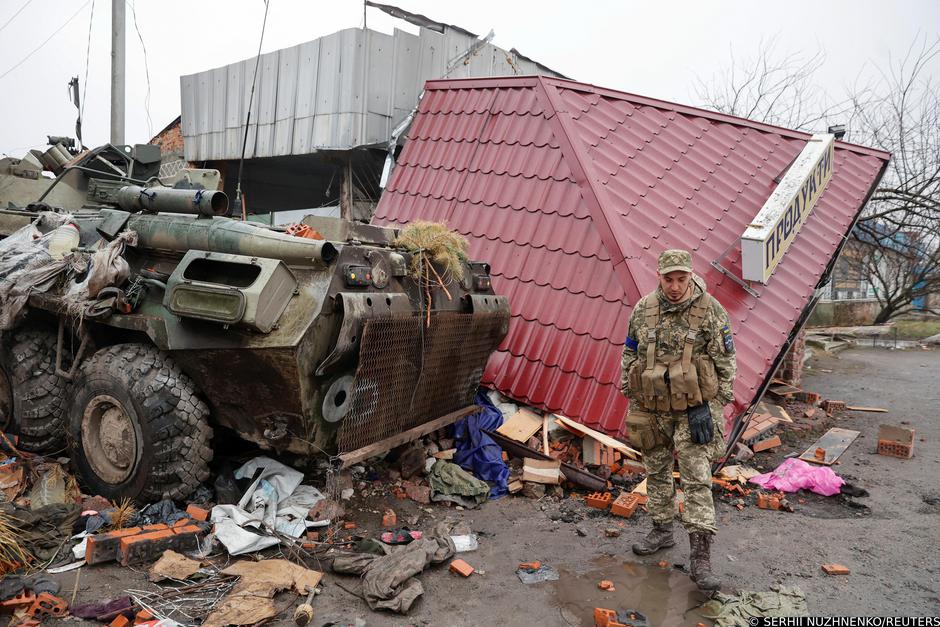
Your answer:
[0,0,937,156]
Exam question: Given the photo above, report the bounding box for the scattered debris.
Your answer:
[750,458,845,496]
[877,424,915,459]
[753,435,782,453]
[522,458,563,485]
[700,585,807,626]
[516,563,559,584]
[147,549,204,582]
[496,407,544,442]
[604,528,621,538]
[594,608,650,627]
[585,492,612,509]
[449,559,474,577]
[202,560,322,627]
[428,460,490,507]
[597,579,615,591]
[799,428,860,465]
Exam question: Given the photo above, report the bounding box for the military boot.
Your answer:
[631,521,675,555]
[689,532,721,591]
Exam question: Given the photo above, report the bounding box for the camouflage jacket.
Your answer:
[620,275,737,405]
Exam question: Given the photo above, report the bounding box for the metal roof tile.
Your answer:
[374,76,889,434]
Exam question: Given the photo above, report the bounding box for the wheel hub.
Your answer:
[82,394,141,485]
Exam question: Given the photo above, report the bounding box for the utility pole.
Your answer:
[110,0,125,145]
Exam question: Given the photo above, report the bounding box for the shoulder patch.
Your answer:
[721,325,734,353]
[625,336,638,351]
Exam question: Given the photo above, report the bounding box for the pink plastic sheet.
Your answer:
[749,458,844,496]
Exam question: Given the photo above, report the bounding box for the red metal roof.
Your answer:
[374,76,890,434]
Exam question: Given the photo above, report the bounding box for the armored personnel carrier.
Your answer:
[0,143,509,501]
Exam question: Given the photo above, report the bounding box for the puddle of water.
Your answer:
[552,556,711,626]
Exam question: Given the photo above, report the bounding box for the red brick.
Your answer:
[753,436,782,452]
[142,523,169,532]
[877,439,913,459]
[110,616,131,627]
[172,518,192,527]
[86,528,143,565]
[382,509,397,528]
[585,492,612,509]
[821,563,850,575]
[611,493,640,518]
[119,528,200,565]
[186,504,210,522]
[449,559,474,577]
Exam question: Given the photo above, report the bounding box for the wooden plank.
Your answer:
[339,405,476,467]
[496,407,543,442]
[542,414,550,454]
[798,427,861,465]
[845,406,888,413]
[522,458,562,485]
[553,414,641,460]
[755,401,793,423]
[631,478,648,496]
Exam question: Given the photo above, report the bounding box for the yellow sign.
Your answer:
[741,134,835,283]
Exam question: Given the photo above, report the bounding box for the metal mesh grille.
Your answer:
[336,311,508,453]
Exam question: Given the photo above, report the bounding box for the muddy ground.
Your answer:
[50,346,939,626]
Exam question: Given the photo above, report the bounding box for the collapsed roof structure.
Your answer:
[373,75,890,434]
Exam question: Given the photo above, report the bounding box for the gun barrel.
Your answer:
[127,214,339,265]
[116,185,228,216]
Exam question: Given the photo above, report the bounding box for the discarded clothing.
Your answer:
[700,585,808,626]
[428,460,490,508]
[210,456,324,555]
[70,596,135,621]
[139,499,189,526]
[332,522,457,614]
[2,502,80,562]
[749,458,844,496]
[452,391,509,498]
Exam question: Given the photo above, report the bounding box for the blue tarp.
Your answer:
[452,391,509,498]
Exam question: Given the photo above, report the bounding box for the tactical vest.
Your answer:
[629,294,720,412]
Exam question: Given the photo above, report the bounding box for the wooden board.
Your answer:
[496,408,544,442]
[631,478,648,496]
[755,401,793,423]
[522,458,562,485]
[846,406,888,413]
[554,414,642,460]
[799,427,861,465]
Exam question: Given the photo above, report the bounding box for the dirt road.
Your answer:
[54,346,939,625]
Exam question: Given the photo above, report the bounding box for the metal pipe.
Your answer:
[110,0,125,145]
[116,185,229,216]
[127,214,339,265]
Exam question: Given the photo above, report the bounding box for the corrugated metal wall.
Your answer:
[181,26,563,161]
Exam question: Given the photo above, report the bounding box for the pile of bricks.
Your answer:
[85,519,204,566]
[741,414,780,447]
[778,329,806,387]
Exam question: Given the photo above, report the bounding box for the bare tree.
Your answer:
[695,36,940,322]
[693,36,855,131]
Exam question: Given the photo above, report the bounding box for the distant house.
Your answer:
[374,75,890,434]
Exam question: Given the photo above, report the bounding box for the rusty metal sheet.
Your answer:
[336,310,508,453]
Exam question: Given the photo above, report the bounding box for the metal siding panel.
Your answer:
[256,50,279,125]
[294,40,320,119]
[392,28,421,114]
[209,67,227,133]
[179,75,197,135]
[366,30,394,117]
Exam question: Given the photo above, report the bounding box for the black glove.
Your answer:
[687,403,714,445]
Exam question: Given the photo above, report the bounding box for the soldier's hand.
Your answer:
[687,403,714,445]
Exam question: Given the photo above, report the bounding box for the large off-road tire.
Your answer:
[0,328,70,453]
[68,344,213,501]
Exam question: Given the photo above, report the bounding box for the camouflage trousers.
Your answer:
[628,399,725,535]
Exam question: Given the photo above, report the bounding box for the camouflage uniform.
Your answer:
[621,273,736,535]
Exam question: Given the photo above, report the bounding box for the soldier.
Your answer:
[620,249,736,592]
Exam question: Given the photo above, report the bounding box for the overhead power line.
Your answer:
[0,0,91,82]
[0,0,35,35]
[128,0,152,138]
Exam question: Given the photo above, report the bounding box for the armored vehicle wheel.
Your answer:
[68,344,212,501]
[0,329,70,452]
